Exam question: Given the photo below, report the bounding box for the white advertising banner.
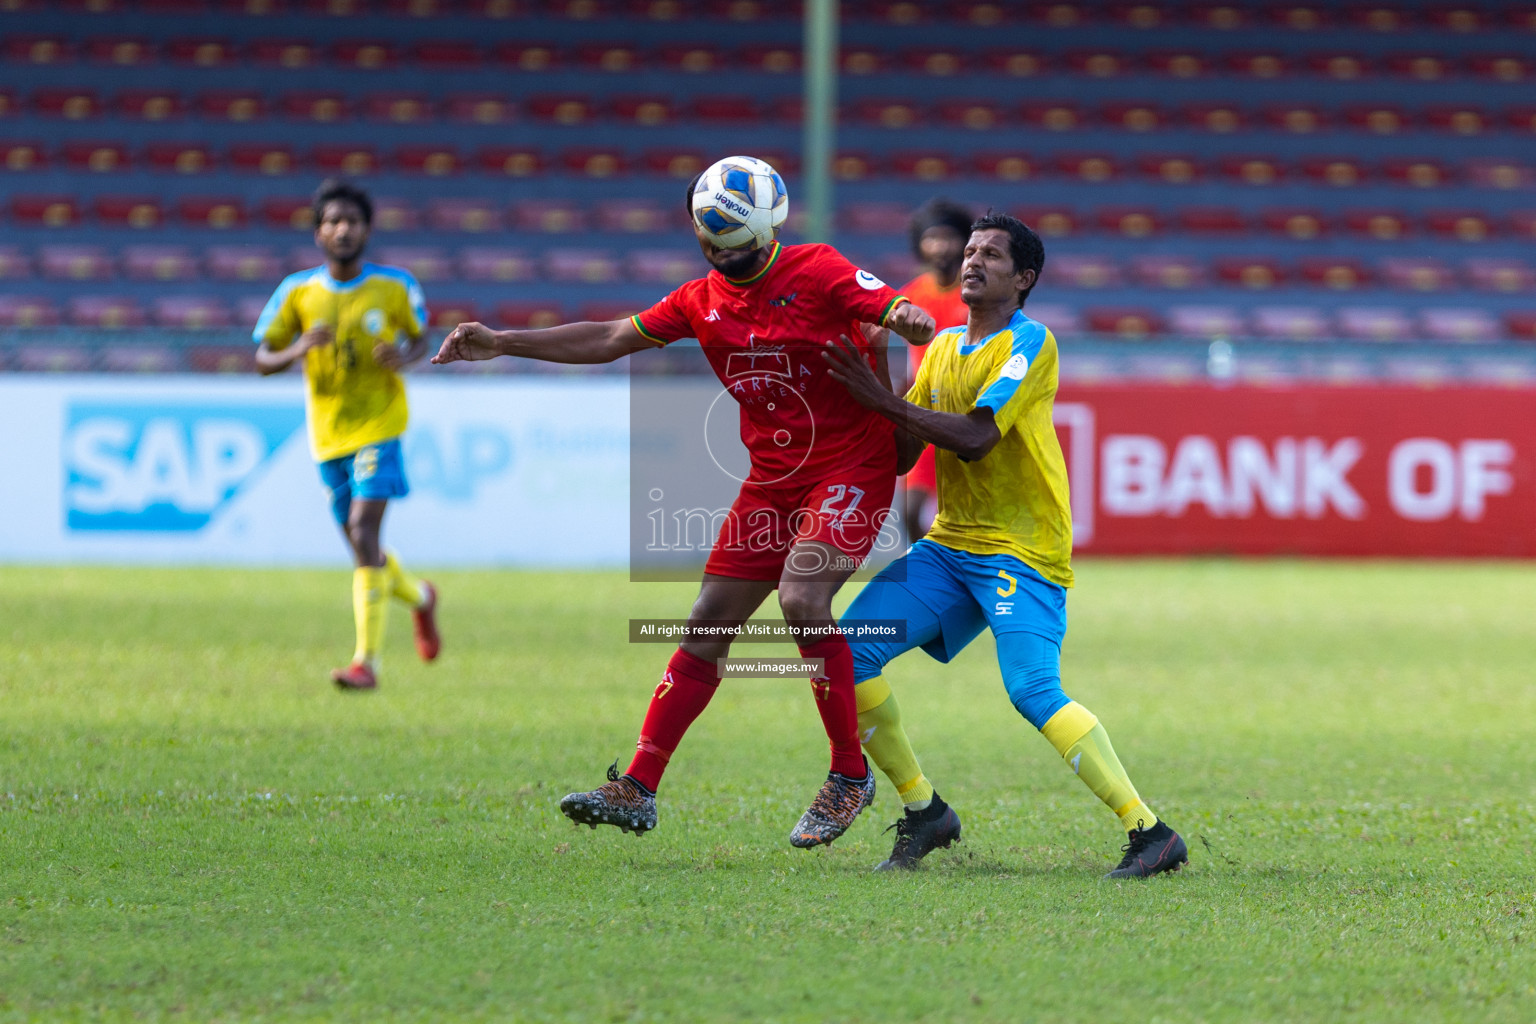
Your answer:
[0,376,630,566]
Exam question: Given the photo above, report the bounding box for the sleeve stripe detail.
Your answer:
[878,294,909,325]
[251,271,306,345]
[631,314,668,347]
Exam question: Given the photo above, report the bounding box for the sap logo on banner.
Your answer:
[65,403,304,531]
[404,426,513,501]
[1102,435,1366,519]
[1388,439,1514,522]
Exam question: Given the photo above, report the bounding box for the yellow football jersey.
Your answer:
[253,263,426,462]
[907,308,1074,587]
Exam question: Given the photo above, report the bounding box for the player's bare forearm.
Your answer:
[433,320,651,366]
[255,340,307,375]
[883,300,936,346]
[894,430,927,475]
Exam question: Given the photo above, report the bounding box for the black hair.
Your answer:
[908,198,974,260]
[312,178,373,228]
[684,172,703,215]
[969,210,1045,306]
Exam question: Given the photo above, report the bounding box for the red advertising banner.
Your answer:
[1053,386,1536,556]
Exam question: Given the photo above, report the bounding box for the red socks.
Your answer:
[625,648,720,792]
[799,635,867,779]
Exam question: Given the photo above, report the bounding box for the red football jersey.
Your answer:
[632,242,909,484]
[901,271,969,383]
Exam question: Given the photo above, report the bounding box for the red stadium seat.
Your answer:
[251,39,320,68]
[983,49,1048,77]
[1343,104,1410,134]
[177,196,247,229]
[1023,303,1082,336]
[1180,207,1247,234]
[1215,256,1285,289]
[1057,153,1119,183]
[1130,254,1207,289]
[1085,307,1163,338]
[0,296,61,328]
[1380,257,1457,291]
[1301,157,1367,187]
[207,245,284,282]
[1338,307,1414,342]
[313,145,381,176]
[947,1,1011,27]
[365,93,433,124]
[691,96,759,123]
[303,0,368,13]
[146,142,214,174]
[334,40,400,71]
[1095,206,1163,237]
[577,44,642,73]
[833,152,877,180]
[853,98,923,129]
[627,249,697,285]
[1298,257,1371,289]
[841,47,887,75]
[659,44,724,73]
[1424,106,1490,135]
[124,244,199,281]
[1103,102,1165,133]
[612,95,676,125]
[392,150,470,186]
[373,246,452,281]
[1022,102,1084,131]
[373,198,420,232]
[512,200,587,233]
[1508,107,1536,134]
[117,90,185,121]
[1184,103,1247,133]
[0,142,47,172]
[1420,308,1499,343]
[1051,255,1122,289]
[1383,158,1452,188]
[1350,5,1412,31]
[0,246,30,280]
[1226,52,1290,78]
[870,0,927,24]
[383,0,454,14]
[596,200,673,233]
[494,302,566,329]
[199,91,266,121]
[1252,306,1332,341]
[1030,3,1091,29]
[1145,51,1207,77]
[97,344,180,372]
[12,195,80,228]
[643,148,708,178]
[167,38,235,67]
[1344,209,1411,240]
[1466,160,1534,190]
[4,35,71,64]
[1013,206,1078,237]
[478,147,545,177]
[153,297,231,330]
[493,42,563,71]
[740,45,800,73]
[13,344,94,372]
[545,248,620,283]
[891,151,957,180]
[1269,4,1332,30]
[527,95,594,125]
[935,100,1007,130]
[229,143,298,176]
[1506,312,1536,342]
[1065,50,1131,77]
[974,153,1037,180]
[282,91,350,122]
[459,247,536,282]
[426,301,480,330]
[1465,259,1535,293]
[96,195,165,229]
[1190,4,1251,29]
[62,141,129,173]
[1469,54,1531,82]
[1386,53,1453,80]
[1308,53,1372,79]
[841,202,909,234]
[1263,104,1328,134]
[770,96,804,124]
[414,41,482,67]
[445,94,515,124]
[1220,155,1286,186]
[561,148,627,177]
[1425,210,1494,242]
[33,89,102,120]
[904,49,967,77]
[41,245,112,280]
[1168,306,1245,338]
[428,198,502,232]
[1139,154,1203,184]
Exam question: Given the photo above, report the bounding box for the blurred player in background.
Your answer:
[824,213,1187,878]
[433,157,935,847]
[898,199,974,542]
[255,179,442,692]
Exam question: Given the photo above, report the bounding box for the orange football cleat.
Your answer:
[330,662,378,691]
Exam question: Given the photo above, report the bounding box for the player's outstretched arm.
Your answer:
[823,335,1001,462]
[883,300,936,346]
[432,319,654,366]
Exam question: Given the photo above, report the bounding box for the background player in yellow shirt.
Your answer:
[824,213,1187,878]
[254,179,441,691]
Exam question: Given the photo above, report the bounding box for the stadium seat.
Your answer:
[177,196,247,229]
[459,247,537,282]
[853,98,923,129]
[1344,209,1411,240]
[207,245,284,282]
[1096,206,1163,238]
[1057,153,1119,183]
[1465,259,1535,293]
[740,44,800,73]
[1021,101,1084,131]
[1130,254,1207,289]
[1308,53,1372,80]
[3,34,72,64]
[0,246,31,280]
[1383,158,1452,188]
[1252,305,1332,340]
[1084,307,1163,337]
[1350,5,1411,31]
[151,297,232,330]
[374,246,452,281]
[415,40,482,67]
[334,40,400,70]
[527,94,594,125]
[1145,51,1207,77]
[427,198,502,232]
[595,200,673,233]
[1219,155,1285,186]
[0,142,47,172]
[612,95,676,125]
[1302,157,1367,187]
[12,195,80,228]
[117,90,186,121]
[32,88,102,120]
[1184,103,1246,133]
[0,296,60,328]
[395,146,461,176]
[427,301,479,329]
[691,96,759,123]
[1425,210,1493,242]
[1298,256,1371,290]
[0,92,15,119]
[446,93,515,124]
[512,200,586,233]
[1065,49,1130,77]
[1215,256,1285,289]
[841,202,910,234]
[493,42,563,71]
[199,91,266,122]
[1051,255,1122,289]
[1343,104,1409,135]
[1470,54,1531,82]
[494,301,566,329]
[1425,105,1490,135]
[1338,307,1414,342]
[973,152,1036,180]
[659,44,724,73]
[842,47,887,74]
[770,96,805,124]
[891,151,957,180]
[1508,107,1536,134]
[1168,306,1245,338]
[561,148,628,177]
[1260,208,1327,239]
[1465,160,1533,190]
[627,248,697,284]
[1013,206,1078,237]
[1380,257,1457,291]
[1420,308,1499,343]
[250,39,321,68]
[261,196,313,231]
[366,93,434,124]
[1180,207,1247,234]
[1263,104,1328,134]
[477,147,546,177]
[229,143,299,176]
[12,344,93,371]
[983,49,1048,77]
[62,141,130,173]
[936,99,1007,130]
[373,198,420,232]
[282,91,350,122]
[1386,53,1451,80]
[166,38,236,67]
[905,48,967,77]
[546,248,620,283]
[1139,154,1202,184]
[1269,5,1331,30]
[1104,102,1166,133]
[189,345,259,373]
[123,244,199,281]
[1505,311,1536,342]
[1020,303,1081,335]
[93,195,164,229]
[146,142,215,173]
[1226,52,1289,78]
[575,43,642,73]
[286,245,321,272]
[69,296,146,329]
[833,152,877,180]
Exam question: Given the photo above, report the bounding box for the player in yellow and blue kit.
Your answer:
[824,212,1187,878]
[255,179,441,691]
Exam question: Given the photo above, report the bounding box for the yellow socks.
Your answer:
[1041,702,1159,833]
[855,675,935,809]
[352,566,388,670]
[383,551,424,607]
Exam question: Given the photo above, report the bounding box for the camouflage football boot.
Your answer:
[560,762,658,835]
[789,757,877,848]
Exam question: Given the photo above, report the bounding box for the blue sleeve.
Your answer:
[975,320,1048,416]
[252,273,303,346]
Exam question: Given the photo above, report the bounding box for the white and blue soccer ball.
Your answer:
[691,156,788,250]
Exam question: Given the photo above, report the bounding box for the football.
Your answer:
[690,155,789,251]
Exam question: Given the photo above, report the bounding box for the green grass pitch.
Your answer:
[1,561,1533,1022]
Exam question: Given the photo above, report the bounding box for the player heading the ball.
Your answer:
[434,155,936,848]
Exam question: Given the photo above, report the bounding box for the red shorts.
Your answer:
[905,445,937,491]
[704,460,898,581]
